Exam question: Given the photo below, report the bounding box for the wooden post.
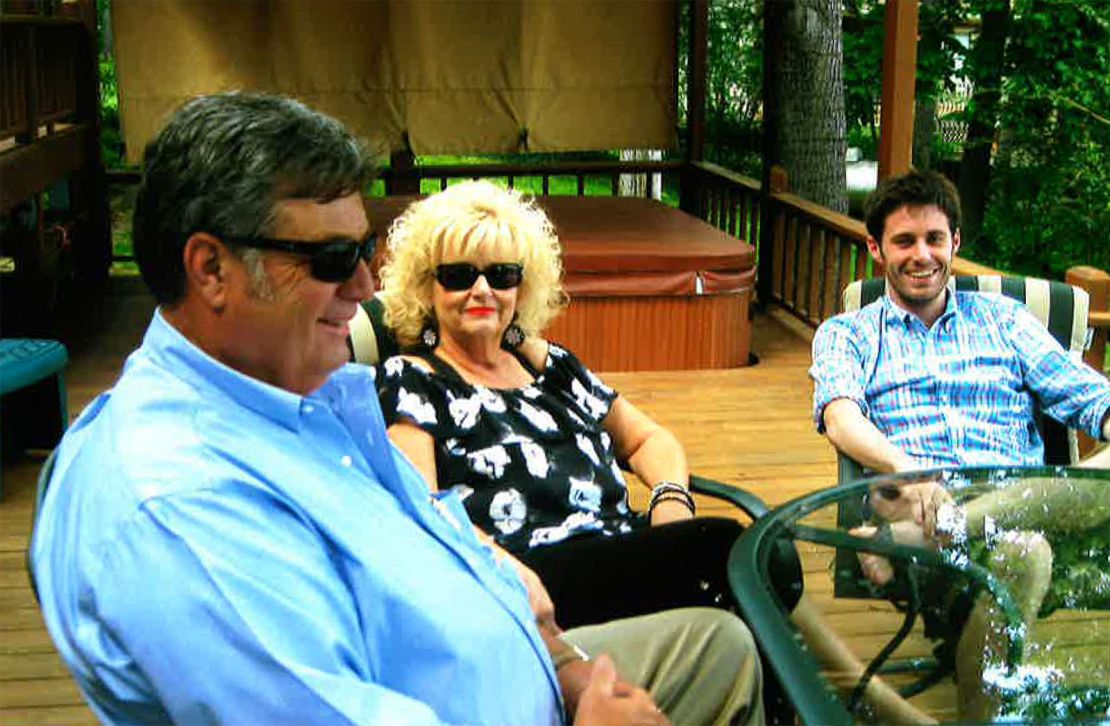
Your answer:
[70,0,112,287]
[1066,265,1109,457]
[877,0,918,180]
[1067,266,1109,373]
[679,0,708,216]
[387,149,420,196]
[756,0,785,309]
[686,0,706,163]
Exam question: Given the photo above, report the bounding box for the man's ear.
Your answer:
[182,233,232,311]
[865,235,884,266]
[952,229,961,256]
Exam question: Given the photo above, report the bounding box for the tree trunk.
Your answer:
[773,0,848,213]
[913,96,936,170]
[958,0,1011,247]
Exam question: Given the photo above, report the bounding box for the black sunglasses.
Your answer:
[224,233,377,283]
[435,262,524,291]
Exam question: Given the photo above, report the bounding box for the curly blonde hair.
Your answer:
[378,180,568,348]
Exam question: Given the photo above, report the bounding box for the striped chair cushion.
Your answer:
[347,293,399,366]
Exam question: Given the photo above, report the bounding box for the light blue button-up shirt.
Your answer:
[31,310,563,725]
[811,291,1110,468]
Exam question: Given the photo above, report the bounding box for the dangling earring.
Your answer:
[502,316,525,350]
[420,319,439,348]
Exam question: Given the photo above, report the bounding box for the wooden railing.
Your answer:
[381,159,684,197]
[105,152,1110,377]
[760,167,873,327]
[683,160,762,253]
[0,1,109,285]
[0,14,81,143]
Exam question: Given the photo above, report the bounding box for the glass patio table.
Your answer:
[730,466,1110,725]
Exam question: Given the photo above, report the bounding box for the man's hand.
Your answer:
[850,522,931,587]
[574,655,670,726]
[869,479,954,539]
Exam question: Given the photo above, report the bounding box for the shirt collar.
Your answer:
[880,280,959,328]
[145,308,313,431]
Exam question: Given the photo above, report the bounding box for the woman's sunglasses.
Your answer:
[435,262,524,291]
[224,233,377,283]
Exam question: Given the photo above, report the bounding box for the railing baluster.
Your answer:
[736,194,748,242]
[810,225,826,323]
[795,220,811,313]
[855,244,871,280]
[725,189,737,236]
[785,215,800,309]
[836,236,853,313]
[542,175,550,195]
[773,204,786,302]
[750,198,761,253]
[610,174,619,196]
[577,175,585,196]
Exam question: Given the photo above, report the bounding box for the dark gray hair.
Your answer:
[864,169,961,243]
[133,92,372,304]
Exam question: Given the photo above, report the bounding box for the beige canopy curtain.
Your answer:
[111,0,678,163]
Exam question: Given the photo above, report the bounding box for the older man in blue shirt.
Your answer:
[31,93,762,726]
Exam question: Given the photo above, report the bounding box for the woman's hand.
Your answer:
[648,498,694,527]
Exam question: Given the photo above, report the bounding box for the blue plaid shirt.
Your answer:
[811,291,1110,468]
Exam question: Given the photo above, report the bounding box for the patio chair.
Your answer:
[25,447,57,601]
[835,273,1091,593]
[0,338,69,495]
[347,294,803,723]
[827,275,1097,706]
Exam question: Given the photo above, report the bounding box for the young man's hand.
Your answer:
[869,479,954,539]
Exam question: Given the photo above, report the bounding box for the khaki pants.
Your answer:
[565,607,764,726]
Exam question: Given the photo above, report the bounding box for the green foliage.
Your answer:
[678,0,763,177]
[842,1,884,138]
[704,0,763,177]
[967,0,1110,278]
[842,1,966,147]
[96,0,125,169]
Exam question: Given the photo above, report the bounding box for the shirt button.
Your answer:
[304,404,315,414]
[340,455,353,467]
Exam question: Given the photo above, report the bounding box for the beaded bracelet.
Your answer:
[650,480,688,500]
[648,481,695,516]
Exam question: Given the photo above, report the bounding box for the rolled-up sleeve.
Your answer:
[810,316,870,433]
[1009,306,1110,440]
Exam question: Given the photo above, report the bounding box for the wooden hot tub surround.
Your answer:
[364,195,755,373]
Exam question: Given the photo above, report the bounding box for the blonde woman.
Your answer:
[375,181,803,629]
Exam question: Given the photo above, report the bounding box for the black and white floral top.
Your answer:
[377,344,644,554]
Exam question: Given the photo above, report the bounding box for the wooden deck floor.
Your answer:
[0,284,961,724]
